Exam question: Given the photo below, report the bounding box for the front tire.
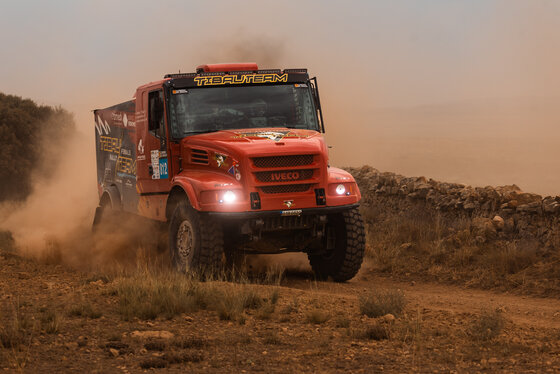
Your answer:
[168,201,224,276]
[308,207,365,282]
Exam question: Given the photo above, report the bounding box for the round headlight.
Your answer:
[335,184,346,195]
[223,190,236,203]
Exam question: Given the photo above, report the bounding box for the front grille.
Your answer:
[253,154,314,168]
[262,215,314,231]
[255,169,314,183]
[260,184,312,194]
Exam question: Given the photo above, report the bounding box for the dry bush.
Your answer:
[334,316,351,328]
[468,309,505,341]
[262,331,283,345]
[359,289,406,318]
[482,241,537,276]
[39,308,61,334]
[306,309,330,324]
[172,337,205,349]
[351,322,390,341]
[68,302,102,319]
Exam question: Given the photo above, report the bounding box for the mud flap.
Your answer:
[91,206,103,232]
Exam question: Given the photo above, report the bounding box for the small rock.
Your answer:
[399,242,414,251]
[64,342,78,350]
[131,330,174,340]
[109,348,119,357]
[382,314,396,323]
[492,215,504,230]
[77,336,88,347]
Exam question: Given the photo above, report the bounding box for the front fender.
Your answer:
[172,170,246,212]
[326,167,362,205]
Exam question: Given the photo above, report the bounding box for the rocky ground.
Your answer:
[2,248,560,373]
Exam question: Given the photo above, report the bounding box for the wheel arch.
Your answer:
[166,186,190,222]
[100,184,121,210]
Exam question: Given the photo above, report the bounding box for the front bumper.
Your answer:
[205,203,359,219]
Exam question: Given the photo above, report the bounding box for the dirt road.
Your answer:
[2,251,560,373]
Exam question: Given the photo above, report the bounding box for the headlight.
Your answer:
[222,190,236,203]
[335,184,346,195]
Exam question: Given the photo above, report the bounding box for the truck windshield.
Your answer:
[168,84,319,138]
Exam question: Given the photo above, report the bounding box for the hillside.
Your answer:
[0,93,75,202]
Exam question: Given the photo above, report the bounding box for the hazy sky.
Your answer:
[1,0,559,193]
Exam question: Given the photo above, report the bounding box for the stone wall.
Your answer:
[346,166,560,250]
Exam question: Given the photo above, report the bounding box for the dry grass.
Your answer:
[361,201,545,292]
[110,269,277,323]
[352,322,390,340]
[306,309,330,324]
[468,309,505,342]
[0,300,35,370]
[359,289,406,318]
[68,302,102,319]
[39,308,61,334]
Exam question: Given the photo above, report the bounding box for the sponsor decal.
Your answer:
[111,112,122,123]
[95,116,111,135]
[281,209,302,217]
[159,158,169,179]
[151,150,160,179]
[214,153,227,168]
[149,150,169,179]
[137,139,145,155]
[232,131,304,142]
[116,155,136,177]
[122,113,135,127]
[99,136,122,153]
[194,73,288,87]
[227,159,241,180]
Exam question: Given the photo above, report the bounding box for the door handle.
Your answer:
[149,165,153,175]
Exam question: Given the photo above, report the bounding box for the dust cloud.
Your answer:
[0,124,165,272]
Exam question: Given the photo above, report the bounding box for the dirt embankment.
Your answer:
[346,165,560,295]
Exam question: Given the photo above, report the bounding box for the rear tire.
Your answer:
[308,207,365,282]
[168,201,224,277]
[92,196,121,233]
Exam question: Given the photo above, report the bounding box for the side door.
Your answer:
[135,86,172,219]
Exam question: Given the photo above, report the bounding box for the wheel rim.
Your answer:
[176,220,195,265]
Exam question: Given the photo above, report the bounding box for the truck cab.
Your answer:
[94,63,365,281]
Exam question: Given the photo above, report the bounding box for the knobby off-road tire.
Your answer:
[92,198,121,234]
[168,201,224,277]
[308,207,365,282]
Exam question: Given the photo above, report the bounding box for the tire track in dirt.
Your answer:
[282,273,560,330]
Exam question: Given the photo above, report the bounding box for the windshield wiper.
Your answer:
[183,129,219,136]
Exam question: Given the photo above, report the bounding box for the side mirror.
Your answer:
[308,77,325,133]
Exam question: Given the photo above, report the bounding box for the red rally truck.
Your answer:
[93,63,365,281]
